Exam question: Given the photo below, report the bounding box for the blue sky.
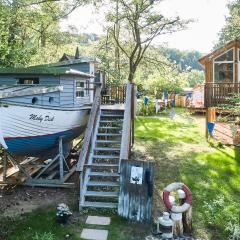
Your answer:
[61,0,231,53]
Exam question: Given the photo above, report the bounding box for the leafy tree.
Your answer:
[105,0,190,82]
[162,48,203,71]
[217,0,240,47]
[0,0,91,67]
[178,70,204,88]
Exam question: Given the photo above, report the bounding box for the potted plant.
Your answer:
[56,203,72,224]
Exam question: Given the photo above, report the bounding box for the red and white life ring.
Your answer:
[163,182,192,213]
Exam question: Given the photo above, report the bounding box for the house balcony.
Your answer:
[205,82,240,108]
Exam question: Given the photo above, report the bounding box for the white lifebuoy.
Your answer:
[163,182,192,213]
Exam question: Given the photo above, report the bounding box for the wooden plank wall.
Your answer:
[118,159,155,222]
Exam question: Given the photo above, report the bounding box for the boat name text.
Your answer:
[29,114,55,122]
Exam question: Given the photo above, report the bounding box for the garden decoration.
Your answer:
[163,182,192,213]
[156,212,174,239]
[56,203,72,224]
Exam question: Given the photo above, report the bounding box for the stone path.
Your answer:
[80,216,111,240]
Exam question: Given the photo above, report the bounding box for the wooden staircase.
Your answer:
[77,83,135,210]
[80,109,124,208]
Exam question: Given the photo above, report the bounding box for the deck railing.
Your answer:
[205,82,240,107]
[101,84,127,104]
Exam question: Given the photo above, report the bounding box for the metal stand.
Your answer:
[0,137,76,188]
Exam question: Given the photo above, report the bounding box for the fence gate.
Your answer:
[118,160,155,222]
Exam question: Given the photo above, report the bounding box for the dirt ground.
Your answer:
[0,185,77,217]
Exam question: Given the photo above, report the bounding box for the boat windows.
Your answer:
[32,97,38,104]
[17,78,39,85]
[49,97,54,103]
[214,49,234,82]
[76,80,89,98]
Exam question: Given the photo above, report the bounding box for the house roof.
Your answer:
[32,56,100,69]
[0,66,94,78]
[199,39,240,66]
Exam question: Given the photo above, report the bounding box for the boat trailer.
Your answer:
[0,137,83,188]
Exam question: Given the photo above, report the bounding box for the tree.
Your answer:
[162,48,203,71]
[106,0,190,82]
[217,0,240,47]
[178,70,204,88]
[0,0,91,67]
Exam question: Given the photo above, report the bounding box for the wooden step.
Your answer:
[96,140,121,144]
[98,127,122,130]
[85,191,119,197]
[86,163,119,168]
[94,147,120,151]
[93,155,119,159]
[100,114,124,118]
[99,120,123,124]
[89,172,120,177]
[81,201,117,208]
[97,133,122,137]
[87,181,119,187]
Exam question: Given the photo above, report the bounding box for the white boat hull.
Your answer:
[0,104,89,157]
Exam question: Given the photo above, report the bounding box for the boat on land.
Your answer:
[0,50,102,158]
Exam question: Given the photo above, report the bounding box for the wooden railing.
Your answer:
[205,82,240,107]
[101,84,127,104]
[119,83,136,172]
[76,86,102,173]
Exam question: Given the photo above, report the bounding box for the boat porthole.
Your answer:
[32,97,38,105]
[49,97,54,103]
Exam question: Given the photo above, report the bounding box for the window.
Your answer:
[32,97,38,104]
[49,97,54,103]
[18,78,39,84]
[76,80,89,98]
[214,49,234,82]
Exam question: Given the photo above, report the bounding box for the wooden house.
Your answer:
[199,39,240,108]
[199,40,240,143]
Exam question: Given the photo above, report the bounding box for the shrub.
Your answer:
[33,232,56,240]
[203,195,240,239]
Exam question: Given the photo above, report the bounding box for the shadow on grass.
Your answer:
[134,116,240,239]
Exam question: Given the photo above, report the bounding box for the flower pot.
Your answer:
[56,214,69,224]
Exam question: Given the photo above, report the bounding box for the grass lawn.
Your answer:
[134,111,240,239]
[1,110,239,239]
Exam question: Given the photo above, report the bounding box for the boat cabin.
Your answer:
[199,39,240,107]
[0,49,102,108]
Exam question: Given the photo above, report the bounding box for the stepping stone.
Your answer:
[86,216,111,226]
[81,228,108,240]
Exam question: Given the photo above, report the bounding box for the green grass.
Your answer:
[1,110,240,239]
[135,113,240,239]
[0,207,149,240]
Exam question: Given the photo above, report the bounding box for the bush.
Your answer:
[203,195,240,239]
[137,99,156,116]
[33,232,56,240]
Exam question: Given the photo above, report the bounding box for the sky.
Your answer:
[61,0,231,53]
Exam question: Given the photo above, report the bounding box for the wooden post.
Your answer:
[178,190,192,234]
[3,151,7,182]
[205,107,209,139]
[207,107,216,122]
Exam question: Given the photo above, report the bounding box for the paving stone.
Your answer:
[81,228,108,240]
[86,216,111,225]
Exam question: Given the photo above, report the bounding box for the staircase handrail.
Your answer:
[119,83,134,171]
[76,86,102,172]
